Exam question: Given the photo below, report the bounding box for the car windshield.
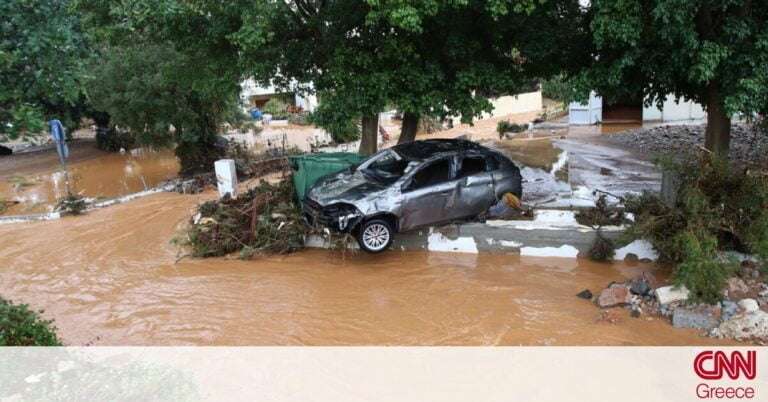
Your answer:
[360,150,409,185]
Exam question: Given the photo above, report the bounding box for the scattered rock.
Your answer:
[672,305,721,330]
[604,124,768,167]
[630,277,652,296]
[722,300,739,321]
[719,310,768,340]
[655,285,690,305]
[726,277,750,299]
[576,289,593,300]
[738,298,760,313]
[597,284,632,308]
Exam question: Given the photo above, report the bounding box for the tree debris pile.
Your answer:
[624,156,768,304]
[183,179,307,258]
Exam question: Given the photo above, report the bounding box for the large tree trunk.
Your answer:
[359,114,378,156]
[397,112,420,144]
[704,83,731,157]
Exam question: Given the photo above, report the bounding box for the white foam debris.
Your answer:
[427,231,478,253]
[549,149,568,175]
[0,211,61,225]
[520,244,579,258]
[613,239,658,261]
[499,240,523,248]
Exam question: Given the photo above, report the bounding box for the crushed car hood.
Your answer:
[308,170,387,205]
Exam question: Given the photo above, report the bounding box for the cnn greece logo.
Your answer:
[694,350,757,399]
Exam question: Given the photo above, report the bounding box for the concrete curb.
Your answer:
[0,183,176,225]
[306,209,659,261]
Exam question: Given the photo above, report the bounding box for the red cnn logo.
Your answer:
[694,351,757,380]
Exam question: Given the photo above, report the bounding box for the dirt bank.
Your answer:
[0,190,735,346]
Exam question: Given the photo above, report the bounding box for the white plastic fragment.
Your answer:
[214,159,238,199]
[520,245,579,258]
[655,285,690,305]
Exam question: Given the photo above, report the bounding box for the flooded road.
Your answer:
[0,141,179,215]
[0,192,731,346]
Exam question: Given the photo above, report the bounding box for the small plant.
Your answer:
[0,297,62,346]
[497,120,526,138]
[588,232,616,262]
[55,193,87,215]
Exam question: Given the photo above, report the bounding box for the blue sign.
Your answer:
[49,119,69,164]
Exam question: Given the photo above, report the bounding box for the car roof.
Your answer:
[392,139,487,161]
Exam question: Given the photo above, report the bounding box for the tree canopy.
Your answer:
[235,0,588,152]
[0,0,90,140]
[576,0,768,155]
[76,0,244,174]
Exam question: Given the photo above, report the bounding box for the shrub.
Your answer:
[262,98,289,119]
[625,155,768,303]
[96,128,135,152]
[497,120,527,137]
[588,232,616,261]
[541,74,573,103]
[0,297,61,346]
[55,194,87,215]
[288,112,312,126]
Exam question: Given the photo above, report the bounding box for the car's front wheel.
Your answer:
[356,219,394,253]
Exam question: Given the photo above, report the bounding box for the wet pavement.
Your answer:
[0,141,179,215]
[0,191,733,346]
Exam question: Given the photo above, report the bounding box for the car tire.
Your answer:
[356,219,394,253]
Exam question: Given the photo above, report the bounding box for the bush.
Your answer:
[625,155,768,303]
[541,74,573,103]
[55,193,87,215]
[497,120,527,137]
[288,112,312,126]
[0,297,61,346]
[588,232,616,261]
[96,128,135,152]
[263,98,289,119]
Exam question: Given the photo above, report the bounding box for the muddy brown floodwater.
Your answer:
[0,141,179,215]
[0,191,735,346]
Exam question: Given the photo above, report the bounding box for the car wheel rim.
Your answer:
[362,223,390,251]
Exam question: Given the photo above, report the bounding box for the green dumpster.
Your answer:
[289,152,364,200]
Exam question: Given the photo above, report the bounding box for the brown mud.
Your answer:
[0,191,734,346]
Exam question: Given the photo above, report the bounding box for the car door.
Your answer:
[452,154,495,219]
[398,157,456,231]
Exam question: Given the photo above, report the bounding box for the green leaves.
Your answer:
[583,0,768,121]
[0,0,90,139]
[0,297,61,346]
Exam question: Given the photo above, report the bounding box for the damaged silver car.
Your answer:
[303,139,522,253]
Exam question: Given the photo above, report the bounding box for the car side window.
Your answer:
[456,156,487,179]
[408,159,452,191]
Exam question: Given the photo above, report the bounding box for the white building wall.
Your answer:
[485,90,543,117]
[643,96,705,122]
[568,92,603,125]
[239,79,318,112]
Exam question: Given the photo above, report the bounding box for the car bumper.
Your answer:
[302,198,363,233]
